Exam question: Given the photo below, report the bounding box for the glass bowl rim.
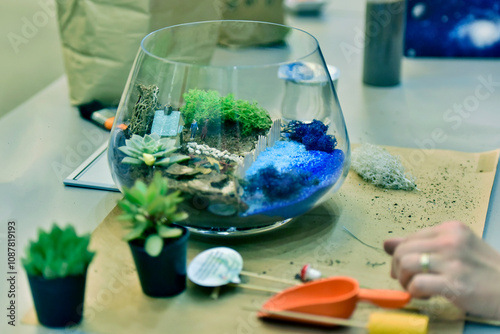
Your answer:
[140,19,321,68]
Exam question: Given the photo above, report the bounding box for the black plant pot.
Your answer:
[129,225,190,297]
[27,273,87,328]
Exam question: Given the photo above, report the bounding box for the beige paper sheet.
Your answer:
[23,146,500,333]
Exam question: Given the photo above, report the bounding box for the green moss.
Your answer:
[181,89,272,137]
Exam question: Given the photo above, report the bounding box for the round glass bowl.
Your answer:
[108,20,350,236]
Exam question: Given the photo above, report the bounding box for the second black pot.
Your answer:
[27,273,87,328]
[129,225,190,297]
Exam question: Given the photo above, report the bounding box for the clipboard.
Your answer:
[63,142,119,192]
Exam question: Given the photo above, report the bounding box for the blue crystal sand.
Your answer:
[242,140,344,218]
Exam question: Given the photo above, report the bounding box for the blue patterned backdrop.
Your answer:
[405,0,500,57]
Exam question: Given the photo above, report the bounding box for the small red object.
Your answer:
[300,264,310,281]
[300,264,321,282]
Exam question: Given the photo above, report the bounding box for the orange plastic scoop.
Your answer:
[258,276,411,326]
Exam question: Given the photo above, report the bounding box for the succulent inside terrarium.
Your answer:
[119,133,189,167]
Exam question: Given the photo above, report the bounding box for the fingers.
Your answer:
[399,223,440,241]
[384,221,479,309]
[383,238,404,255]
[390,238,442,278]
[394,252,422,288]
[394,252,445,289]
[407,274,449,299]
[388,222,469,280]
[384,223,441,255]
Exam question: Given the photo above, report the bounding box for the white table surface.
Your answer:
[1,4,500,334]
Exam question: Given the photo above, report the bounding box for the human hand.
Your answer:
[384,221,500,319]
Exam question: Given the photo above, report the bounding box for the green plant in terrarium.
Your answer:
[181,89,222,126]
[221,93,273,136]
[118,172,188,257]
[181,89,272,137]
[119,133,189,167]
[22,224,94,279]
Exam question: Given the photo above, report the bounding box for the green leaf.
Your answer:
[118,146,143,157]
[154,159,170,166]
[31,252,45,273]
[117,200,134,214]
[169,154,190,164]
[125,138,141,151]
[170,212,188,222]
[43,266,56,279]
[158,138,176,147]
[151,133,161,141]
[130,134,144,144]
[145,181,158,204]
[163,205,177,215]
[145,235,163,257]
[152,147,177,157]
[144,134,155,145]
[122,157,142,165]
[134,180,148,196]
[134,214,147,223]
[166,191,184,205]
[117,213,135,221]
[124,186,146,205]
[146,196,165,215]
[157,226,183,238]
[156,155,187,166]
[50,224,63,241]
[23,261,40,276]
[123,222,148,241]
[153,172,168,195]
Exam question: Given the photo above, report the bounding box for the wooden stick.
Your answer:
[463,315,500,327]
[239,270,299,286]
[228,283,282,293]
[404,305,500,326]
[244,306,366,328]
[210,286,221,300]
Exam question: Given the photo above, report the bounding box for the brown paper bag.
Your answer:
[56,0,225,106]
[56,0,285,107]
[219,0,286,46]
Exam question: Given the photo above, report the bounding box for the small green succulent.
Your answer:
[118,133,189,167]
[22,224,94,279]
[118,172,188,257]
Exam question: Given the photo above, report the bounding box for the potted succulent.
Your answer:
[118,172,190,297]
[22,224,94,328]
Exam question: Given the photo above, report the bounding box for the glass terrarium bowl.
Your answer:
[108,20,350,236]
